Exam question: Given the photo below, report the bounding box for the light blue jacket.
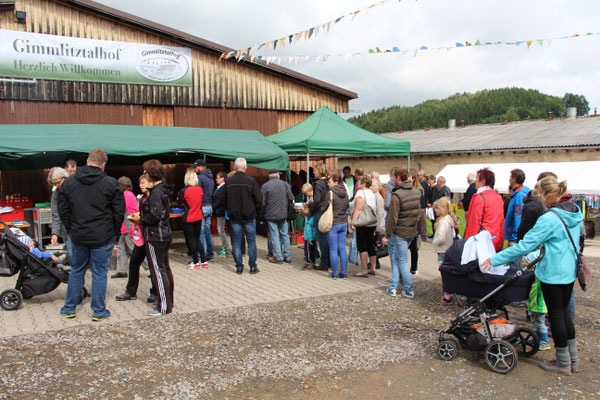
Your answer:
[504,185,530,242]
[491,202,582,285]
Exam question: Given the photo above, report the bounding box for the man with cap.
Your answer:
[193,159,215,261]
[261,168,294,263]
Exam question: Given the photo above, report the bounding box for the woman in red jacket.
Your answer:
[177,169,207,269]
[464,168,505,251]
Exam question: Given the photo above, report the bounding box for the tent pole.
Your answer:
[407,155,411,171]
[306,153,310,183]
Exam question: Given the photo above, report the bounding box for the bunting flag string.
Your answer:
[227,31,599,66]
[220,0,410,60]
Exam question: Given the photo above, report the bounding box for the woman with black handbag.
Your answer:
[350,176,378,277]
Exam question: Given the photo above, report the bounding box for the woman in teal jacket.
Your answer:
[481,177,582,376]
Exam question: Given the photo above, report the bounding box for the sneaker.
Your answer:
[201,262,209,269]
[539,341,552,351]
[386,288,397,297]
[329,273,338,279]
[60,312,76,319]
[435,297,453,305]
[223,249,231,256]
[302,263,313,270]
[147,309,163,317]
[284,259,291,263]
[269,258,283,264]
[206,257,214,262]
[249,268,259,274]
[339,273,348,279]
[147,294,159,303]
[410,270,419,276]
[115,292,137,301]
[217,249,227,256]
[111,272,128,279]
[186,263,200,270]
[403,291,415,299]
[267,254,275,260]
[92,310,111,322]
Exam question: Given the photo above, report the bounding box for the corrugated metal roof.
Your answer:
[383,117,600,154]
[61,0,358,100]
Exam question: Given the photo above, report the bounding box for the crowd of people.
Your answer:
[41,149,584,376]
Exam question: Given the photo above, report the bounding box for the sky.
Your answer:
[95,0,600,117]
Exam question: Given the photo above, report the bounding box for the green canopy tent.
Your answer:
[267,105,410,180]
[0,124,289,171]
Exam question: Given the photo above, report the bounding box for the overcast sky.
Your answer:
[96,0,600,117]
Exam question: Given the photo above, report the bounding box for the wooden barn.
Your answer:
[0,0,357,202]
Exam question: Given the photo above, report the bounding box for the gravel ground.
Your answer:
[0,258,599,399]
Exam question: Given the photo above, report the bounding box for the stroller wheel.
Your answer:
[1,289,23,311]
[77,287,88,305]
[485,340,518,374]
[511,327,539,358]
[437,338,459,361]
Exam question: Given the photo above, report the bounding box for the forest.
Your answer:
[349,88,590,133]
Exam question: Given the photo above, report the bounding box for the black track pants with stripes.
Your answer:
[145,240,174,314]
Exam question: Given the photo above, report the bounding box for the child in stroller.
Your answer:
[436,232,544,374]
[0,225,86,311]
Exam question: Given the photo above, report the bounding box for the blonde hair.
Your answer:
[184,170,198,187]
[433,197,458,229]
[538,176,567,205]
[314,163,328,179]
[301,183,313,194]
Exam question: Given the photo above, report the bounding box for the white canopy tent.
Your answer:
[437,161,600,195]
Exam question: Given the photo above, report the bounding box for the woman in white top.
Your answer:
[350,176,378,277]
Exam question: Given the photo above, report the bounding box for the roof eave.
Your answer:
[64,0,357,100]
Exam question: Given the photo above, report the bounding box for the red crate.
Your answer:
[0,208,25,222]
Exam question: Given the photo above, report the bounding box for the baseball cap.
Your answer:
[192,159,207,167]
[268,168,280,175]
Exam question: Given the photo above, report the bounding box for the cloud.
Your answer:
[95,0,600,114]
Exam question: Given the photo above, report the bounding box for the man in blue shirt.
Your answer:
[505,168,530,294]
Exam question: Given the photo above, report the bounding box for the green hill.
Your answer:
[349,88,589,133]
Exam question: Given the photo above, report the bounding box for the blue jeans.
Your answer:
[388,235,413,294]
[60,237,114,318]
[528,311,549,344]
[199,205,214,259]
[267,219,291,261]
[568,287,575,321]
[348,230,358,264]
[327,223,348,276]
[313,213,329,267]
[231,219,257,270]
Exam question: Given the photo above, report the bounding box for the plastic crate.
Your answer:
[34,208,53,224]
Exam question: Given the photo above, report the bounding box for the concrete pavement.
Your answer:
[0,233,443,338]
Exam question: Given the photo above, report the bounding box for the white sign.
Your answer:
[0,29,193,86]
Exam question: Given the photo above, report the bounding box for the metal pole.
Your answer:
[306,153,310,183]
[407,155,411,171]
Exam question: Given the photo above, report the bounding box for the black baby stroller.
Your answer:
[0,224,86,310]
[436,238,544,374]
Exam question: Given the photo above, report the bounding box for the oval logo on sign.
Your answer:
[136,48,189,82]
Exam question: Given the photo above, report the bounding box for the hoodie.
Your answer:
[197,169,215,207]
[58,165,125,247]
[330,184,349,225]
[504,185,530,242]
[491,202,582,285]
[141,181,174,242]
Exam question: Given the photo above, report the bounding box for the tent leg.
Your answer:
[306,153,310,183]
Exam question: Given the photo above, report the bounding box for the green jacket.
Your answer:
[526,278,547,314]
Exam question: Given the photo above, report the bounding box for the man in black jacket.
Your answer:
[58,148,124,321]
[224,157,263,274]
[417,170,430,241]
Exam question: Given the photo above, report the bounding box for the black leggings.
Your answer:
[540,281,576,348]
[183,220,205,263]
[409,236,418,271]
[125,245,157,297]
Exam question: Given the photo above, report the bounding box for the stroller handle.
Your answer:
[524,245,545,270]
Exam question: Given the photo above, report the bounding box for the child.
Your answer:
[432,197,458,305]
[301,183,317,269]
[18,235,68,269]
[525,249,551,351]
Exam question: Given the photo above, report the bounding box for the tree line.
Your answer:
[349,88,590,133]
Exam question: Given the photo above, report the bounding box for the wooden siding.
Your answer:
[0,100,143,124]
[0,0,350,112]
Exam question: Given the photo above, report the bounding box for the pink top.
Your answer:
[121,190,139,234]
